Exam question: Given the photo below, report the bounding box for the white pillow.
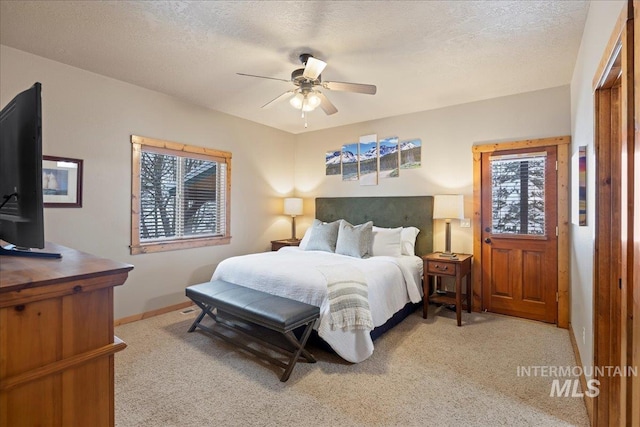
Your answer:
[401,226,420,256]
[371,226,402,257]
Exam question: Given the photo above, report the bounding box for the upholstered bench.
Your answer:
[186,280,320,382]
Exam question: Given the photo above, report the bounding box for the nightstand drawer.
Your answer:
[426,260,456,276]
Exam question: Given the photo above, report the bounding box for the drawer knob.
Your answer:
[435,264,448,270]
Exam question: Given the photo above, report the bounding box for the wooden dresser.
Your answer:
[0,242,133,426]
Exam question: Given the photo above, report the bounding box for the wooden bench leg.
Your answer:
[187,298,317,382]
[284,332,316,363]
[280,321,315,382]
[187,300,215,332]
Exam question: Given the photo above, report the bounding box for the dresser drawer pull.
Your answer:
[434,264,448,271]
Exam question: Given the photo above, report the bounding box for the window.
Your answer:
[490,152,546,235]
[130,135,231,254]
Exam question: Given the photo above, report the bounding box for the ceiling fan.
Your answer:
[237,53,377,119]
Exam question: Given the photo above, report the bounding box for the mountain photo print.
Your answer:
[379,136,399,179]
[341,143,359,181]
[359,134,378,186]
[325,149,341,176]
[400,139,421,169]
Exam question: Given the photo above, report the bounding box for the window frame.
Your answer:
[130,135,231,255]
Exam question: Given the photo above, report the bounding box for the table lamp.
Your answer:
[283,197,303,241]
[433,194,464,258]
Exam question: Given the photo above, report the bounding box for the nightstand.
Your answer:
[271,239,300,251]
[422,252,473,326]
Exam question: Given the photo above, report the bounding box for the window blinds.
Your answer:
[490,152,546,235]
[139,151,227,241]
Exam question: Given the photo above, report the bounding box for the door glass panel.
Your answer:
[490,152,546,235]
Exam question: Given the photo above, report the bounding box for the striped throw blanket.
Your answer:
[317,264,373,331]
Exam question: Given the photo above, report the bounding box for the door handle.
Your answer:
[484,238,492,244]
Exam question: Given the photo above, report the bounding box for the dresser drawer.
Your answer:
[426,260,456,276]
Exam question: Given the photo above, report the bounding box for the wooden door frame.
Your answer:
[471,136,570,328]
[592,1,638,425]
[633,2,640,425]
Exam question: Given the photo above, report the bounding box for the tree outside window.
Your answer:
[131,135,231,254]
[490,154,545,235]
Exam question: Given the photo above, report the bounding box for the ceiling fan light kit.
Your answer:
[289,91,321,112]
[238,53,377,127]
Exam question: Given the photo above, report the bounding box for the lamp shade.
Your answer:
[433,194,464,220]
[283,198,303,216]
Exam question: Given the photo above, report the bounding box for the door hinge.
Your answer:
[555,160,558,171]
[556,292,559,302]
[556,226,558,236]
[619,278,622,289]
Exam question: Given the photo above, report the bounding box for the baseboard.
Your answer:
[569,322,594,424]
[114,301,194,326]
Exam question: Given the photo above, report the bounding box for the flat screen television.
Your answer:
[0,82,60,258]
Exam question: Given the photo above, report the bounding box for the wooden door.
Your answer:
[480,146,558,323]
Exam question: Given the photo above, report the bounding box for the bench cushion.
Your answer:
[186,280,320,332]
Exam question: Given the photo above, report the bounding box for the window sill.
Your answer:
[130,235,231,255]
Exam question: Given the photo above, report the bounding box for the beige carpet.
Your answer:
[115,306,589,427]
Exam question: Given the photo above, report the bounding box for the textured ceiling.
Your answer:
[0,1,589,134]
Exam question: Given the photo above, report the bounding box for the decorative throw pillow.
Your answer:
[401,226,420,256]
[371,226,403,257]
[335,220,373,258]
[298,219,321,250]
[304,219,341,252]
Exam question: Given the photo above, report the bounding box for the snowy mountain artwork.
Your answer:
[341,143,358,181]
[359,134,377,186]
[400,138,422,169]
[379,136,399,179]
[325,150,341,176]
[327,135,421,184]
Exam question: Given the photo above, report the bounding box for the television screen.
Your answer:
[0,82,60,258]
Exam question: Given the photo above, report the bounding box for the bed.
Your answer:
[211,196,433,363]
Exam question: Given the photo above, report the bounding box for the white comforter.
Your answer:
[211,247,423,363]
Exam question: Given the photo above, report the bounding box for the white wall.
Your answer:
[0,46,296,319]
[294,86,571,256]
[3,3,614,329]
[569,0,626,378]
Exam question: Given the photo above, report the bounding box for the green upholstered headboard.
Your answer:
[315,196,433,257]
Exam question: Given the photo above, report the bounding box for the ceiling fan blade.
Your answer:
[317,92,338,115]
[302,57,327,80]
[237,72,290,83]
[261,90,296,108]
[323,81,377,95]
